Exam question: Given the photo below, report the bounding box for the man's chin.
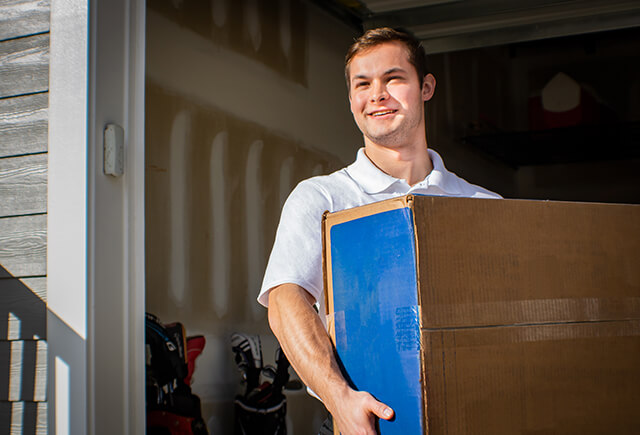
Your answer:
[364,128,398,142]
[364,133,405,149]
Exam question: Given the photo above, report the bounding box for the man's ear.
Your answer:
[422,74,436,102]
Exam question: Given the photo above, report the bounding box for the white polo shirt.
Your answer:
[258,148,501,310]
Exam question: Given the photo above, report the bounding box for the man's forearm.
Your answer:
[267,283,351,411]
[267,283,394,434]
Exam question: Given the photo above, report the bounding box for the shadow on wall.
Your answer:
[0,264,86,434]
[1,264,45,433]
[148,0,308,85]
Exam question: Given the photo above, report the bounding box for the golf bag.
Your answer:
[231,333,301,435]
[146,312,208,435]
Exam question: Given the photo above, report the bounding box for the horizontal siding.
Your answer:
[0,93,48,158]
[1,276,46,340]
[0,2,50,434]
[0,0,50,42]
[0,154,47,216]
[0,401,47,434]
[17,277,46,302]
[0,340,47,402]
[0,215,46,278]
[0,33,49,99]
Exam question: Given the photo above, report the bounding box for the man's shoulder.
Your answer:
[427,148,502,199]
[297,166,352,190]
[446,172,502,199]
[283,163,377,219]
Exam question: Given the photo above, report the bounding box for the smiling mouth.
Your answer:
[369,109,397,117]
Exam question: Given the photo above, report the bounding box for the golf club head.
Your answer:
[231,332,263,395]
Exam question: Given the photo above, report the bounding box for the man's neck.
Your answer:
[364,141,433,186]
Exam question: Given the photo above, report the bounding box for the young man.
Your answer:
[258,28,500,434]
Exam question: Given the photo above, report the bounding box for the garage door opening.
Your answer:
[143,1,640,433]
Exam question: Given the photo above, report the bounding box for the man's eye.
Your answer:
[355,81,369,88]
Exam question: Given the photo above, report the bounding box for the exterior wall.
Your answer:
[144,1,360,432]
[0,0,51,433]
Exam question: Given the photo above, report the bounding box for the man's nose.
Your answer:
[370,81,388,102]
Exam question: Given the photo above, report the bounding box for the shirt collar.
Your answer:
[346,147,457,195]
[345,148,399,194]
[423,148,459,195]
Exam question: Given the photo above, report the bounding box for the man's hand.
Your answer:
[267,283,394,434]
[328,387,394,435]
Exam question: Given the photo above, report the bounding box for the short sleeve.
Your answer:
[257,180,332,307]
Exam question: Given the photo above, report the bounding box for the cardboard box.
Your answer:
[322,195,640,434]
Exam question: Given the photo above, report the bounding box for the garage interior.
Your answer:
[143,0,640,433]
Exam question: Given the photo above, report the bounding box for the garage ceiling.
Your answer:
[312,0,640,53]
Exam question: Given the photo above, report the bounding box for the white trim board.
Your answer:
[47,0,146,433]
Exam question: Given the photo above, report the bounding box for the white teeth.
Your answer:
[372,110,394,117]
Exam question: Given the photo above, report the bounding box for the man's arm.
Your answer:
[268,283,394,434]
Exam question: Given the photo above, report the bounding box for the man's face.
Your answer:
[348,42,434,149]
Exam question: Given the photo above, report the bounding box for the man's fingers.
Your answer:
[368,398,394,421]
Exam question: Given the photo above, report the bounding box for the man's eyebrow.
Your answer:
[384,67,407,75]
[352,74,369,81]
[351,67,407,82]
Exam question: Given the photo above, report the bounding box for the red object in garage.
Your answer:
[529,72,604,130]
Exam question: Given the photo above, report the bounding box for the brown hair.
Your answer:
[345,27,428,89]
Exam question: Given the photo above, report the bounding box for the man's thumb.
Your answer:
[371,400,394,420]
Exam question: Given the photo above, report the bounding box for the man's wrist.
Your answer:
[321,381,355,416]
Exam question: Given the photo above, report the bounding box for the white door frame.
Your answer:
[47,0,146,433]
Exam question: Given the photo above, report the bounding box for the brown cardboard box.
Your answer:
[323,195,640,434]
